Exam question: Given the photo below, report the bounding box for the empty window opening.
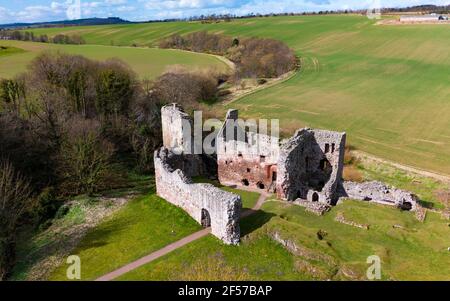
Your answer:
[331,143,335,153]
[201,209,211,228]
[296,191,301,200]
[260,155,266,163]
[247,168,251,173]
[320,159,328,171]
[325,143,330,153]
[272,171,277,181]
[225,161,228,165]
[312,193,319,202]
[242,179,250,186]
[257,182,265,190]
[401,201,413,211]
[238,152,243,158]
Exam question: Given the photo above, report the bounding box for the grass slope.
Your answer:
[0,45,26,57]
[118,199,450,281]
[46,181,259,280]
[26,15,450,174]
[0,40,229,79]
[45,161,449,281]
[48,194,201,280]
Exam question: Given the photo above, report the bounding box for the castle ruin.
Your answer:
[154,104,419,245]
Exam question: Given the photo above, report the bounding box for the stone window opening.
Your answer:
[247,168,251,173]
[272,171,277,181]
[325,143,330,153]
[260,155,266,163]
[242,179,250,186]
[320,159,327,171]
[257,182,265,190]
[296,191,301,200]
[331,143,335,153]
[312,192,319,202]
[238,152,243,158]
[201,209,211,228]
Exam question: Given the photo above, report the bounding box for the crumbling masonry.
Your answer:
[155,104,419,245]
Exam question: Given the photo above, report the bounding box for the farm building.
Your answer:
[400,14,449,22]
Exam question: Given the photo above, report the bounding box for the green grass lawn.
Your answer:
[192,176,261,210]
[0,45,26,57]
[45,177,259,280]
[48,194,202,280]
[32,160,449,281]
[0,40,229,80]
[26,15,450,175]
[117,199,450,281]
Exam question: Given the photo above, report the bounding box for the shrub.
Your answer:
[33,187,61,226]
[0,78,25,114]
[343,165,364,182]
[59,117,114,195]
[95,60,136,116]
[153,68,219,107]
[159,31,297,78]
[257,78,268,85]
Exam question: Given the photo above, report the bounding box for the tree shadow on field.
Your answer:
[75,217,134,252]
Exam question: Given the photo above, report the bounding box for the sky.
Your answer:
[0,0,449,24]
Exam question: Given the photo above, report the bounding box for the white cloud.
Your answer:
[105,0,128,4]
[116,5,136,12]
[1,0,450,24]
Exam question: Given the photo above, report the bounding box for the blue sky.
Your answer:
[0,0,448,24]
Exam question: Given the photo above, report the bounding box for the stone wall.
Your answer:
[161,103,193,154]
[340,181,419,211]
[154,148,241,245]
[217,109,279,191]
[277,128,346,204]
[216,109,346,205]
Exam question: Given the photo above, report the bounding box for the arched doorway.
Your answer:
[312,192,319,202]
[201,209,211,228]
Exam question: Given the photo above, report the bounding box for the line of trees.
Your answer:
[0,53,150,279]
[0,51,226,279]
[159,31,298,79]
[0,30,86,45]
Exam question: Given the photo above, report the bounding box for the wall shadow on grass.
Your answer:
[240,210,275,236]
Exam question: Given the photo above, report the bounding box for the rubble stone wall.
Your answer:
[277,129,346,204]
[340,181,419,211]
[217,109,279,191]
[154,148,241,245]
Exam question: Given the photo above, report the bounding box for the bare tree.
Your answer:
[0,160,33,280]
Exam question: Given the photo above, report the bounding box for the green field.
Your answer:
[26,15,450,175]
[0,40,229,79]
[46,184,260,280]
[117,200,450,281]
[37,160,450,281]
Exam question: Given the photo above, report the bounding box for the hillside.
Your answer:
[0,40,230,79]
[0,17,130,30]
[24,15,450,175]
